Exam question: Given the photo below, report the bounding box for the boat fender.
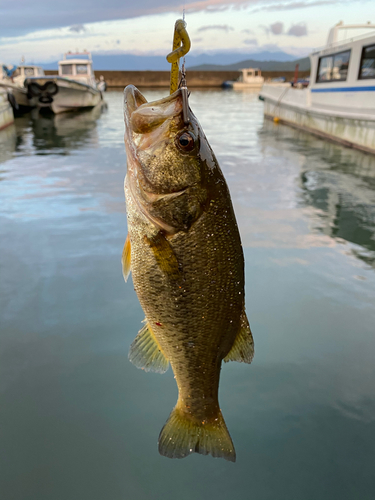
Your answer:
[273,117,280,124]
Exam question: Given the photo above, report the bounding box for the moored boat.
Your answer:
[0,63,31,114]
[10,65,45,112]
[25,52,104,114]
[259,22,375,154]
[223,68,264,90]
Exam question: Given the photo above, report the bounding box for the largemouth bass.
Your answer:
[122,85,254,462]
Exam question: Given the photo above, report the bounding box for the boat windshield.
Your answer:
[24,67,35,76]
[76,64,88,75]
[61,64,73,75]
[316,50,350,83]
[359,44,375,79]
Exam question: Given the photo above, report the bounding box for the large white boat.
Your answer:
[25,52,104,114]
[259,22,375,154]
[0,86,14,131]
[223,68,264,90]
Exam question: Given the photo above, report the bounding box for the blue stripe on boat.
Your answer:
[311,86,375,92]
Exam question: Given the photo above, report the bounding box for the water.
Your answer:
[1,90,375,499]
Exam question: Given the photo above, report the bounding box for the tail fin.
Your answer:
[158,406,236,462]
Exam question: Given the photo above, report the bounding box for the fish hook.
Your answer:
[166,19,191,124]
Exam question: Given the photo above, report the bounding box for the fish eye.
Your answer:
[176,131,195,152]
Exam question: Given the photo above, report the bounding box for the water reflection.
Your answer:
[11,102,107,156]
[0,124,16,168]
[260,120,375,267]
[1,91,375,500]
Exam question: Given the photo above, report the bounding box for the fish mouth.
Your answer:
[123,85,184,157]
[123,85,187,193]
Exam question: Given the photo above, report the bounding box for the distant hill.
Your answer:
[188,57,310,72]
[36,50,303,71]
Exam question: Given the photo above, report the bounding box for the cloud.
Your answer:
[261,20,308,37]
[270,22,284,35]
[69,24,86,33]
[261,22,284,36]
[288,23,308,36]
[242,29,254,34]
[261,0,340,11]
[1,0,252,38]
[197,24,234,33]
[243,38,258,45]
[0,0,352,39]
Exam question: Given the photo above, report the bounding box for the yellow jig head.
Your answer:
[166,19,191,95]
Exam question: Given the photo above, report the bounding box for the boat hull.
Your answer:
[222,80,264,90]
[0,89,14,131]
[25,77,102,114]
[232,81,264,90]
[260,84,375,155]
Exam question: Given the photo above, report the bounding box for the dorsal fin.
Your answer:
[129,321,169,373]
[224,309,254,364]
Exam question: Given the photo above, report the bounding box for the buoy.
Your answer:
[273,117,280,123]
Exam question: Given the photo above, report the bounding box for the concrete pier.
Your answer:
[45,70,309,89]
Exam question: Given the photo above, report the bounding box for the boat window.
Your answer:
[24,67,35,76]
[316,50,350,83]
[358,44,375,80]
[76,64,88,75]
[61,64,73,75]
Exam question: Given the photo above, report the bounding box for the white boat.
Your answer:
[223,68,264,90]
[0,86,14,131]
[259,22,375,154]
[0,63,31,113]
[13,65,46,111]
[25,52,104,114]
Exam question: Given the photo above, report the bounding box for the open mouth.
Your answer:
[124,85,183,140]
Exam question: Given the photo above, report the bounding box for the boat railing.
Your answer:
[311,28,375,55]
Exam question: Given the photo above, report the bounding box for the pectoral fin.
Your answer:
[122,234,131,282]
[144,232,182,280]
[129,320,169,373]
[224,309,254,364]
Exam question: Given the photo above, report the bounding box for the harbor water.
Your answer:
[1,90,374,499]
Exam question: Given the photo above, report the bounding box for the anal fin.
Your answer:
[121,234,131,282]
[129,320,169,373]
[224,309,254,364]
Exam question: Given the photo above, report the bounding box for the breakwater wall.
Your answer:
[45,70,309,88]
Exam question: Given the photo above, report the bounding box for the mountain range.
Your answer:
[36,50,310,72]
[188,57,310,72]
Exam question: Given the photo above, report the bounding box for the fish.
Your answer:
[122,85,254,462]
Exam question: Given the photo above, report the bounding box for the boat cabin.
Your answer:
[308,22,375,115]
[12,66,45,86]
[237,68,262,83]
[58,52,96,87]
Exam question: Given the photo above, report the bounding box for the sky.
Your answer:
[1,0,374,65]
